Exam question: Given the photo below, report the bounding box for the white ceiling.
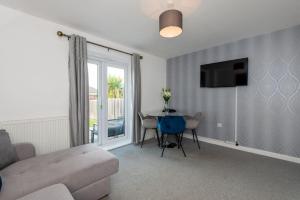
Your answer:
[1,0,300,58]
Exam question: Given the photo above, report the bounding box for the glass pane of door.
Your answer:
[106,66,125,140]
[88,62,99,143]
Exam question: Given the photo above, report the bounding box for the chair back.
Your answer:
[157,116,185,134]
[138,112,146,127]
[194,112,202,120]
[138,111,144,120]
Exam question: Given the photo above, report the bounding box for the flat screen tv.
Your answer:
[200,58,248,88]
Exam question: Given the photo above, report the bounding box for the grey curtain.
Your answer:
[68,35,89,147]
[131,54,141,144]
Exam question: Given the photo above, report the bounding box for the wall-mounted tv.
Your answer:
[200,58,248,88]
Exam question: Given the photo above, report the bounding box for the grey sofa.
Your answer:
[0,143,119,200]
[16,184,75,200]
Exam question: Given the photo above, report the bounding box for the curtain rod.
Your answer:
[57,31,143,59]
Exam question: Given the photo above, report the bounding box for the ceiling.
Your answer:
[1,0,300,58]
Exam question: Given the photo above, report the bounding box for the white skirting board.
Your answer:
[184,135,300,164]
[0,116,70,155]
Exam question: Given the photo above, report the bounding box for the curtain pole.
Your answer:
[57,31,143,59]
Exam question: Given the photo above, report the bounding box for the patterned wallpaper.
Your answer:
[167,25,300,158]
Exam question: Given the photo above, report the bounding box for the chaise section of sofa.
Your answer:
[0,144,119,200]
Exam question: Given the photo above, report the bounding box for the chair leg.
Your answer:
[179,132,184,146]
[179,133,186,157]
[155,128,160,147]
[192,131,195,142]
[178,134,182,149]
[91,132,94,143]
[193,129,201,150]
[141,128,147,148]
[161,134,167,157]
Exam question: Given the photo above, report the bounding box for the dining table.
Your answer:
[144,111,190,148]
[145,111,188,117]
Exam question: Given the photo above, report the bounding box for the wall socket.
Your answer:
[217,123,223,128]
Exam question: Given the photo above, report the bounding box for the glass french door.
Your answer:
[88,59,129,147]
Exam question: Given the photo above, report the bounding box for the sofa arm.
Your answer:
[14,143,36,161]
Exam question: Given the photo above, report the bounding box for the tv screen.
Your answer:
[200,58,248,88]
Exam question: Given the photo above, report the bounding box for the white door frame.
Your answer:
[88,54,131,148]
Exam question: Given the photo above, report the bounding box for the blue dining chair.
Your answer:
[157,116,186,157]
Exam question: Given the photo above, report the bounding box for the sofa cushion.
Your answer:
[0,144,119,200]
[14,143,36,161]
[0,130,17,170]
[16,184,74,200]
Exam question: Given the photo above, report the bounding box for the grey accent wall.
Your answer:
[167,25,300,158]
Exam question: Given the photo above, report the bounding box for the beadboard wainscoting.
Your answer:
[0,116,70,155]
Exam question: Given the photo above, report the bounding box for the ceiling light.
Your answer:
[159,9,183,38]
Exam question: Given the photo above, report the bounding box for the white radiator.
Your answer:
[0,116,70,155]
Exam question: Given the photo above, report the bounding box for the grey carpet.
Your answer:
[103,138,300,200]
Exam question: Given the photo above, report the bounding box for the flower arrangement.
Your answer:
[162,88,172,107]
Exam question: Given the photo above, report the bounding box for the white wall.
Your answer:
[0,6,69,121]
[141,56,166,113]
[0,5,166,151]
